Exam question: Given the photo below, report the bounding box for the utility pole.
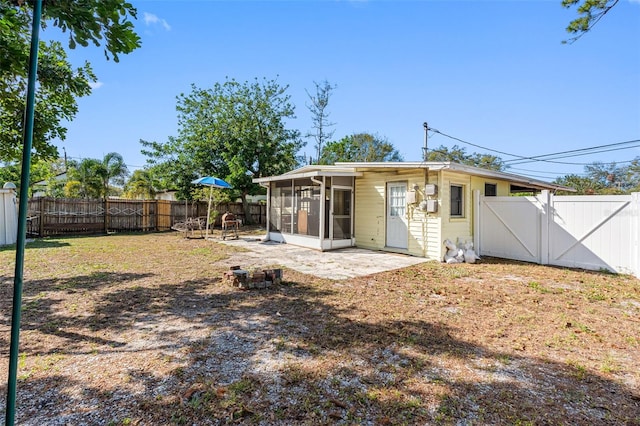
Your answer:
[422,122,429,161]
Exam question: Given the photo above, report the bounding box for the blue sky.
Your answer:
[52,0,640,182]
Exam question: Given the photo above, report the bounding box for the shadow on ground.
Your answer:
[1,269,637,425]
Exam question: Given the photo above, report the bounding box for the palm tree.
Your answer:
[99,152,129,199]
[123,169,157,199]
[69,158,103,198]
[66,153,129,199]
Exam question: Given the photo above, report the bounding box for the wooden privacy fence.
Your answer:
[26,197,266,237]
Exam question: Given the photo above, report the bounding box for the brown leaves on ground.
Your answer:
[0,232,639,425]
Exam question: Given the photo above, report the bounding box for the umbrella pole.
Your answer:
[206,185,213,238]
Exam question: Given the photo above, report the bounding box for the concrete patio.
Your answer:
[219,237,428,280]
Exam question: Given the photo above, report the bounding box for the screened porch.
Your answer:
[256,170,359,251]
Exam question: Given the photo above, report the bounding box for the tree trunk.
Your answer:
[241,192,253,225]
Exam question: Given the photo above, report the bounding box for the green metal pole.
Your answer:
[6,0,42,424]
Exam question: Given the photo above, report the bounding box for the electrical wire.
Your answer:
[506,143,640,165]
[428,127,640,166]
[507,167,588,177]
[504,139,640,163]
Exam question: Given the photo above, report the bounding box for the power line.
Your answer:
[429,128,523,159]
[428,127,640,166]
[510,171,569,181]
[508,141,640,164]
[507,146,640,166]
[504,138,640,163]
[507,167,587,177]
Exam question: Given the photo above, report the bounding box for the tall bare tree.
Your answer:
[305,80,336,164]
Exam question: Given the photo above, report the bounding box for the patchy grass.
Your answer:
[0,232,639,425]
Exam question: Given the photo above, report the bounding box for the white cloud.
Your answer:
[630,0,640,4]
[143,12,171,31]
[89,81,104,90]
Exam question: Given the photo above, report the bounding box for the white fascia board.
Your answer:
[255,161,573,192]
[336,161,448,170]
[252,169,361,184]
[446,163,575,192]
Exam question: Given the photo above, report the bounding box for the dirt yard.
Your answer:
[0,232,639,425]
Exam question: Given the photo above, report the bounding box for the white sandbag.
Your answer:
[463,241,479,263]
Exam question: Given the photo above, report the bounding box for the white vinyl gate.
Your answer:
[474,191,640,277]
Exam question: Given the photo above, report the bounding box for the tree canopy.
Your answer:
[319,133,403,164]
[0,157,65,196]
[0,0,140,162]
[65,152,129,199]
[562,0,619,43]
[122,169,159,200]
[425,144,506,171]
[141,77,304,222]
[555,158,640,194]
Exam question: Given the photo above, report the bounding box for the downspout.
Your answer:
[259,182,270,241]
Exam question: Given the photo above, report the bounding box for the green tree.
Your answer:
[139,137,198,201]
[141,77,303,223]
[66,158,103,198]
[0,0,140,162]
[0,157,66,196]
[425,144,505,171]
[553,174,602,195]
[562,0,619,43]
[65,152,128,199]
[99,152,128,199]
[306,80,336,164]
[554,158,640,195]
[123,169,158,199]
[319,133,403,164]
[625,158,640,192]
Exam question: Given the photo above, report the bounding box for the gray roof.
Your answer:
[253,161,575,192]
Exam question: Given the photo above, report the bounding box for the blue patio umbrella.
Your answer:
[191,176,232,189]
[191,176,232,238]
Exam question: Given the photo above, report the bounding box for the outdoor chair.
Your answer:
[171,217,206,238]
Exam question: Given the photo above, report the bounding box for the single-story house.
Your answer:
[253,161,573,260]
[155,189,179,201]
[32,172,67,197]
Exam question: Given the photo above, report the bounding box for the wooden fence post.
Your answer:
[38,197,44,237]
[104,199,108,233]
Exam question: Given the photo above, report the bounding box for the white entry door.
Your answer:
[387,182,408,249]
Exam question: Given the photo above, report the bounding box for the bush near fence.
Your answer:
[26,197,266,237]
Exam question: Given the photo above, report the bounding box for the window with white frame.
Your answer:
[450,184,464,217]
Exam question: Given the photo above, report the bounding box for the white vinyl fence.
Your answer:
[473,191,640,277]
[1,188,18,246]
